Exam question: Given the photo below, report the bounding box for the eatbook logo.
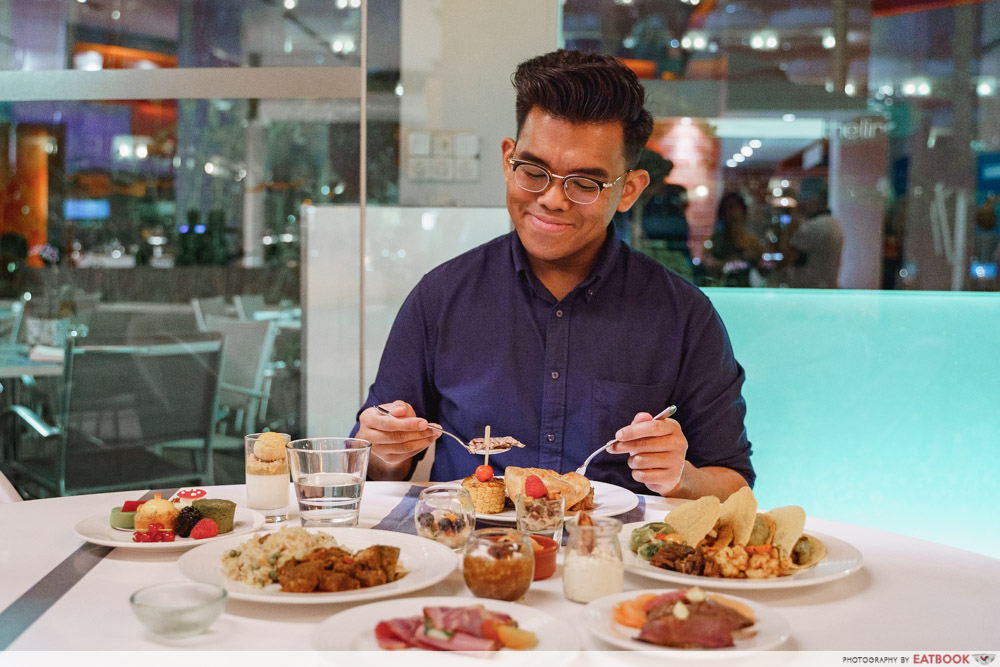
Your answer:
[974,655,995,665]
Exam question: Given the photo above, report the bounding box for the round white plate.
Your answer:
[177,527,458,604]
[620,522,863,590]
[585,588,790,653]
[467,480,639,523]
[312,596,582,651]
[73,508,264,552]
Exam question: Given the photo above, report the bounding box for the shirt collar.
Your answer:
[509,226,622,301]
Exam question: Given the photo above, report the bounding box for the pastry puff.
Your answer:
[252,432,288,462]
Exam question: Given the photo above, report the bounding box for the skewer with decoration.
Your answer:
[475,425,494,482]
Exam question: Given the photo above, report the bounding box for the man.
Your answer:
[785,178,844,289]
[354,50,752,499]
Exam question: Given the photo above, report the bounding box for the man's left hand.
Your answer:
[607,411,687,496]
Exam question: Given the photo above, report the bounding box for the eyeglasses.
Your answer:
[507,157,631,205]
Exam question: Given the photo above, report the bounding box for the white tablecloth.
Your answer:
[1,482,997,653]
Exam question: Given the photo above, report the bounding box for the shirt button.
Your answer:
[556,310,564,318]
[547,433,555,442]
[551,371,559,380]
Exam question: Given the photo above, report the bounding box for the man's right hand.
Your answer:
[357,400,440,479]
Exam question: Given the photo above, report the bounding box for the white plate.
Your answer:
[464,480,639,523]
[312,596,582,651]
[620,523,863,590]
[177,527,458,604]
[584,588,790,653]
[73,508,264,552]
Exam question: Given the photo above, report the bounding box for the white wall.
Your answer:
[398,0,560,207]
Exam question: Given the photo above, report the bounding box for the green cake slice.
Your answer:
[191,499,236,533]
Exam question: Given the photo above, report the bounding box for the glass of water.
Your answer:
[286,437,371,527]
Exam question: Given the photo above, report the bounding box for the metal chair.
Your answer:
[0,468,23,502]
[191,297,229,331]
[204,315,278,435]
[233,294,267,321]
[2,331,224,496]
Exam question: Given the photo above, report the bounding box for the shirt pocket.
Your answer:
[591,379,674,446]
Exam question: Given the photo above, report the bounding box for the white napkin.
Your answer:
[28,345,64,363]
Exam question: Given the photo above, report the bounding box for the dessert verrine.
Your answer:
[245,432,291,519]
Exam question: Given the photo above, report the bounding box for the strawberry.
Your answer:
[475,465,494,482]
[524,474,547,499]
[190,518,219,540]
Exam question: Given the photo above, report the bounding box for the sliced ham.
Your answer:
[374,616,423,650]
[423,605,514,637]
[413,624,499,652]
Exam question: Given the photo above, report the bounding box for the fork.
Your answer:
[575,405,678,476]
[374,404,476,454]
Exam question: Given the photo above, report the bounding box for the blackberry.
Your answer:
[175,506,202,538]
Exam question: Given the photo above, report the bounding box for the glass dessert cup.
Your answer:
[414,485,476,550]
[462,527,535,601]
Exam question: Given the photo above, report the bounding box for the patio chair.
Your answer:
[203,314,278,436]
[2,331,224,496]
[0,468,23,502]
[191,296,229,331]
[233,294,267,321]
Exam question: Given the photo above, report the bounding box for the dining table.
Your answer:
[1,481,997,660]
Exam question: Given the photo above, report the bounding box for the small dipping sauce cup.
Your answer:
[130,582,226,638]
[462,527,534,601]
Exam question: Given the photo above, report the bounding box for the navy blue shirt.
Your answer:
[355,229,754,495]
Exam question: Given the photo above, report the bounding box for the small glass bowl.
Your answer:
[130,582,227,638]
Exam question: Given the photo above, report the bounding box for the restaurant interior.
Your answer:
[1,0,998,568]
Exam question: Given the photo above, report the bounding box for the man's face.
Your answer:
[501,108,649,271]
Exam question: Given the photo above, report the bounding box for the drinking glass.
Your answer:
[286,437,372,527]
[414,485,475,550]
[244,432,291,523]
[515,495,565,544]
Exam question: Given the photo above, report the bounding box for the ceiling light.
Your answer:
[733,154,745,163]
[726,159,738,168]
[782,114,796,122]
[978,82,994,96]
[740,146,753,156]
[823,34,836,49]
[749,139,761,148]
[284,0,297,8]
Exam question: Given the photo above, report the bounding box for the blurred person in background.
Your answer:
[701,192,763,287]
[784,178,843,289]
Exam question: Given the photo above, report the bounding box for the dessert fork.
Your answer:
[374,404,476,454]
[575,405,678,476]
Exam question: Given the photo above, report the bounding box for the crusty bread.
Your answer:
[504,467,591,508]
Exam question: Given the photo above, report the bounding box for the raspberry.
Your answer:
[190,518,219,540]
[475,465,494,482]
[525,474,547,499]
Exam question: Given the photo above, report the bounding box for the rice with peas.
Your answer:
[222,526,339,588]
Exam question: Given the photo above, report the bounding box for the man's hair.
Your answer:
[512,49,654,169]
